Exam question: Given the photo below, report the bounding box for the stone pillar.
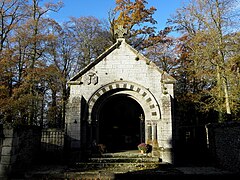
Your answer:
[66,96,81,149]
[151,125,155,144]
[0,126,18,178]
[152,124,158,147]
[140,117,144,143]
[159,94,173,164]
[65,96,82,162]
[146,123,152,144]
[88,122,93,149]
[150,122,160,157]
[94,122,99,144]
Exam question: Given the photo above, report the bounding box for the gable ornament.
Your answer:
[115,25,128,39]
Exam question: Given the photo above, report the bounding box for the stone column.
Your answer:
[94,121,99,143]
[87,122,93,149]
[152,124,158,147]
[146,123,152,144]
[139,117,144,143]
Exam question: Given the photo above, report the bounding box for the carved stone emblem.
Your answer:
[83,72,98,85]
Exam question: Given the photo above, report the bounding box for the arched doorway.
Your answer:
[98,94,144,152]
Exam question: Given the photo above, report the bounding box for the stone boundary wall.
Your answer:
[0,125,41,178]
[207,122,240,173]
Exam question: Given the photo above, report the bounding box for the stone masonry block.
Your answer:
[1,146,12,156]
[0,164,12,177]
[0,155,11,165]
[0,154,17,165]
[3,128,14,138]
[1,146,14,156]
[2,138,13,147]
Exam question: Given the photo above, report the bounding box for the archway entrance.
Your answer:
[98,95,144,152]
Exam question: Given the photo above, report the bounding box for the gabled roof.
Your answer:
[68,38,176,84]
[68,39,122,82]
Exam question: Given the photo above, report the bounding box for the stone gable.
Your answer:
[66,38,175,163]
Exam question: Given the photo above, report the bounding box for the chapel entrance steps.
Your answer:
[71,150,171,174]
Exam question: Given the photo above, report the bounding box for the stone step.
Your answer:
[88,157,161,163]
[69,161,173,177]
[74,161,161,170]
[74,160,166,170]
[68,150,171,176]
[98,151,151,158]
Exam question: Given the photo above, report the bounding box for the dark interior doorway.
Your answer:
[98,95,144,152]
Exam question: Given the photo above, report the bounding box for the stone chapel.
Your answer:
[65,36,176,163]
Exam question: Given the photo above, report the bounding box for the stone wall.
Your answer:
[0,125,41,178]
[207,122,240,173]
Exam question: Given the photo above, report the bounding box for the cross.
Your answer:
[115,25,128,38]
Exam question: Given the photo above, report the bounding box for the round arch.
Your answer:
[94,93,145,151]
[87,81,161,124]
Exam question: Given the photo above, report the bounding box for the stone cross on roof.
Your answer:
[115,25,128,39]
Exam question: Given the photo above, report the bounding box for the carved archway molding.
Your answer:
[87,81,161,124]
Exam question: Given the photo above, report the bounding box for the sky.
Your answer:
[47,0,188,31]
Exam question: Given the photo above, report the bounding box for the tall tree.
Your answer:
[111,0,160,50]
[65,16,112,71]
[23,0,62,125]
[0,0,63,125]
[169,0,240,121]
[45,20,78,128]
[0,0,26,52]
[145,27,178,75]
[0,0,27,123]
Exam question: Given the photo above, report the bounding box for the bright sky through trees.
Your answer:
[46,0,188,30]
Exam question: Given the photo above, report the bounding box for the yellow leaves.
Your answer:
[113,0,158,49]
[115,0,131,11]
[114,0,157,35]
[0,86,33,120]
[0,86,9,99]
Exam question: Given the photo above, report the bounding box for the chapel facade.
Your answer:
[66,37,175,163]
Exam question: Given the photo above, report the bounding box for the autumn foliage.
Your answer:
[0,0,239,127]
